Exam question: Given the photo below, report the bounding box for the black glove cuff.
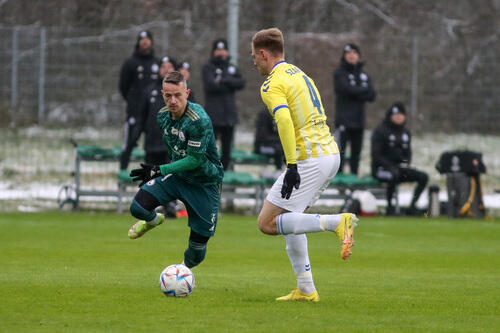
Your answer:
[287,163,297,170]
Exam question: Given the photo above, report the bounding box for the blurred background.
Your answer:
[0,0,499,212]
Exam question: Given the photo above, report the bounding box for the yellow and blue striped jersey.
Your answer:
[260,61,338,162]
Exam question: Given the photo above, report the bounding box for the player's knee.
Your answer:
[257,216,276,235]
[134,189,161,211]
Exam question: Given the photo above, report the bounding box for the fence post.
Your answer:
[410,35,419,126]
[227,0,239,66]
[161,22,169,56]
[11,26,18,110]
[38,27,46,124]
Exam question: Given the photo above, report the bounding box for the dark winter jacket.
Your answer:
[371,108,412,175]
[253,108,282,154]
[140,80,167,154]
[333,59,376,129]
[202,56,245,127]
[119,50,160,119]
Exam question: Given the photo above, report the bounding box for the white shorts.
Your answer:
[266,154,340,212]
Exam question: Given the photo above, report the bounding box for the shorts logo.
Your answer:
[146,179,155,186]
[188,140,201,147]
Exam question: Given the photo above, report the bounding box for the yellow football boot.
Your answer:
[128,213,165,239]
[335,213,358,260]
[276,288,319,302]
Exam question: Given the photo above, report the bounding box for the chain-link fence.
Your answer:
[1,23,499,134]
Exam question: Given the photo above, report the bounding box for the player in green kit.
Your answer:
[128,71,224,269]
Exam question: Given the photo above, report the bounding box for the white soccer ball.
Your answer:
[159,264,195,297]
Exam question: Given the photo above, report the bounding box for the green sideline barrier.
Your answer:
[331,173,380,186]
[117,169,134,183]
[261,173,380,187]
[230,149,270,164]
[76,144,144,161]
[223,171,265,185]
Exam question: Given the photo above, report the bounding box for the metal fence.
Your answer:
[1,23,499,133]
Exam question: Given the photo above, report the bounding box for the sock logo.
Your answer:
[305,264,311,271]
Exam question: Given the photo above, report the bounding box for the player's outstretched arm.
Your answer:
[159,153,203,175]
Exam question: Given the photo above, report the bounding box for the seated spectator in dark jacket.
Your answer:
[254,108,284,170]
[371,102,428,215]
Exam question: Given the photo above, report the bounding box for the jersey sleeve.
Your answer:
[260,80,297,164]
[260,80,288,116]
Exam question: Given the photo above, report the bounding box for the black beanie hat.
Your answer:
[343,43,360,55]
[137,30,153,44]
[212,38,228,53]
[389,102,406,115]
[160,56,178,70]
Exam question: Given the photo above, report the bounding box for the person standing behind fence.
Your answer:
[140,56,179,218]
[119,30,160,171]
[371,102,428,216]
[202,38,245,170]
[333,43,376,176]
[142,56,178,166]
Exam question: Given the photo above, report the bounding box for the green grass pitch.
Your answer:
[0,212,499,332]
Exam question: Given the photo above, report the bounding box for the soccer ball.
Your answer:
[159,264,195,297]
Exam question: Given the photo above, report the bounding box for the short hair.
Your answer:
[162,71,187,88]
[252,27,284,56]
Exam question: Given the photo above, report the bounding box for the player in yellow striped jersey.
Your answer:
[251,28,358,302]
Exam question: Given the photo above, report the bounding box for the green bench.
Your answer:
[58,143,144,212]
[230,149,272,166]
[222,171,265,214]
[59,144,393,213]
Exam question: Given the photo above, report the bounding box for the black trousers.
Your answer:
[337,127,363,175]
[375,167,429,208]
[213,125,234,171]
[120,117,144,170]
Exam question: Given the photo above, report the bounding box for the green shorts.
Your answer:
[141,174,221,237]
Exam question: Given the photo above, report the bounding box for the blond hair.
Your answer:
[252,27,284,56]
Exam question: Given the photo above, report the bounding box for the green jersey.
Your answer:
[157,102,223,185]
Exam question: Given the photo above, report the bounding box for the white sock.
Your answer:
[145,213,159,226]
[284,234,316,294]
[277,212,343,235]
